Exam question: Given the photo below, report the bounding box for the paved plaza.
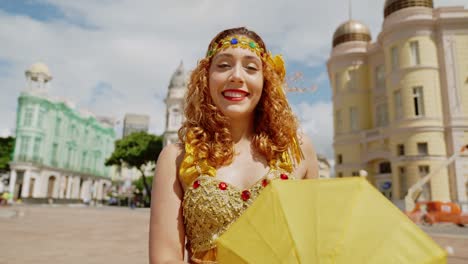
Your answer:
[0,204,467,264]
[0,205,150,264]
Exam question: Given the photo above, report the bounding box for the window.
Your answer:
[375,65,385,91]
[337,154,343,164]
[33,137,42,157]
[376,103,389,127]
[349,107,359,131]
[66,147,72,167]
[335,110,343,133]
[37,109,46,128]
[394,90,403,120]
[352,171,359,176]
[55,117,61,136]
[24,108,34,126]
[82,152,87,169]
[412,86,425,116]
[391,46,399,71]
[51,143,58,164]
[419,165,429,175]
[379,162,392,174]
[84,129,89,143]
[347,69,357,90]
[410,41,420,66]
[419,165,431,200]
[417,142,428,155]
[72,125,77,138]
[20,136,31,156]
[397,144,405,156]
[399,167,407,199]
[334,72,342,92]
[338,172,343,178]
[170,108,182,128]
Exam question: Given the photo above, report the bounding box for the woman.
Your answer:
[149,27,318,264]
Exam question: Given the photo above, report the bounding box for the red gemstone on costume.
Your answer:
[193,180,200,189]
[219,182,227,190]
[262,179,268,187]
[280,174,289,180]
[241,190,251,201]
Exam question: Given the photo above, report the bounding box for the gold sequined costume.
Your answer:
[182,169,294,263]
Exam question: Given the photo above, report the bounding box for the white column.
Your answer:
[31,171,40,198]
[21,170,31,198]
[53,174,61,198]
[8,170,17,200]
[65,175,73,199]
[80,180,92,201]
[39,171,49,198]
[58,176,64,198]
[97,180,103,200]
[72,177,80,199]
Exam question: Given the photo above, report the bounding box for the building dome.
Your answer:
[332,20,371,48]
[25,62,52,82]
[384,0,433,18]
[169,61,186,89]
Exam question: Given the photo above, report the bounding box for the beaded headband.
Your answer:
[206,35,266,58]
[206,35,286,83]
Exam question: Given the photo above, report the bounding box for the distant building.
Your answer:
[317,155,331,179]
[122,114,149,137]
[327,1,468,203]
[8,63,116,203]
[163,62,187,146]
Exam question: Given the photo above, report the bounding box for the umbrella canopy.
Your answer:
[217,178,446,264]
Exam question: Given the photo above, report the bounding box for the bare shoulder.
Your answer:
[155,143,186,189]
[295,133,318,180]
[158,143,184,162]
[150,142,186,262]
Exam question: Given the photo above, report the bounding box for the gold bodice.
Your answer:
[182,168,293,263]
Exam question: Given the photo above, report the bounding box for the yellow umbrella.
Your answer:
[217,178,446,264]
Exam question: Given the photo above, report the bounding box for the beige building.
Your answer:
[122,113,149,137]
[317,155,331,179]
[327,1,468,204]
[163,62,187,146]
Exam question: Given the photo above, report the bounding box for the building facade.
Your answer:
[8,63,116,203]
[163,62,187,146]
[327,1,468,203]
[317,155,332,179]
[123,113,149,137]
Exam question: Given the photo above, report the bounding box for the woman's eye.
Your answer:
[246,65,259,71]
[217,64,231,68]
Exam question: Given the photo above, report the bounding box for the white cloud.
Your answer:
[0,128,13,138]
[293,101,334,162]
[0,0,466,138]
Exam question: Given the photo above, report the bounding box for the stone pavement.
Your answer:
[0,205,150,264]
[0,204,467,263]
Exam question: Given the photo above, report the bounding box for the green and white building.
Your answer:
[8,63,116,203]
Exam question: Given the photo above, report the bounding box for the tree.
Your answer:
[0,137,15,173]
[105,132,163,200]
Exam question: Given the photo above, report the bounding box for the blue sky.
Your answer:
[0,0,466,162]
[0,0,64,21]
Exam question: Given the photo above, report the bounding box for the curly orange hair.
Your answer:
[178,27,299,177]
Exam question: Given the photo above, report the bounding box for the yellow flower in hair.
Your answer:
[271,54,286,82]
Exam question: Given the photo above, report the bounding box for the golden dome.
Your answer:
[384,0,434,18]
[25,62,52,82]
[332,20,371,48]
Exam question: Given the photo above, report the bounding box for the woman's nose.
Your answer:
[229,64,244,83]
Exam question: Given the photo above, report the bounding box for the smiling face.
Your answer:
[208,46,264,120]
